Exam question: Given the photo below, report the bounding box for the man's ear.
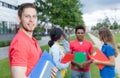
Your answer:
[84,32,86,36]
[17,16,21,23]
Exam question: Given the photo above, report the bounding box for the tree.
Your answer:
[92,17,111,31]
[35,0,84,29]
[110,25,114,29]
[112,21,118,29]
[102,17,111,28]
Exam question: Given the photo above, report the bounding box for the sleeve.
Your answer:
[50,45,69,70]
[61,39,70,53]
[69,41,73,54]
[9,40,28,66]
[89,41,94,53]
[106,45,115,57]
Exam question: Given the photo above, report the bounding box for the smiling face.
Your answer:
[76,29,85,41]
[19,7,37,33]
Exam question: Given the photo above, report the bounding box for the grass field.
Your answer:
[0,34,119,78]
[114,33,120,44]
[0,58,11,78]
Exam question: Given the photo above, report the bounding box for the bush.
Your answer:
[0,40,11,47]
[0,42,4,47]
[0,36,41,47]
[34,36,41,40]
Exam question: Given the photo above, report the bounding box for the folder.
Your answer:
[29,50,56,78]
[39,61,55,78]
[61,53,74,64]
[74,52,86,68]
[90,49,109,70]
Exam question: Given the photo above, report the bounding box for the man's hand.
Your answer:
[81,60,92,70]
[81,62,88,69]
[51,67,58,78]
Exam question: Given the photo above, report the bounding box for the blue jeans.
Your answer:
[71,70,91,78]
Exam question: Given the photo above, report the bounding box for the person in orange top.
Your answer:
[70,26,93,78]
[9,3,57,78]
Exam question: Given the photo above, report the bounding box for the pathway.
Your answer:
[0,36,50,60]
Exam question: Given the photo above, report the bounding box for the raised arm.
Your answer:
[61,39,70,53]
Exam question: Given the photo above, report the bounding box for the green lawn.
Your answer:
[85,34,101,78]
[0,58,11,78]
[0,58,101,78]
[0,34,119,78]
[114,33,120,44]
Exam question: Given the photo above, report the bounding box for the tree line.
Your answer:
[92,17,120,30]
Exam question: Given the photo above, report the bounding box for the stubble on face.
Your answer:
[20,8,37,33]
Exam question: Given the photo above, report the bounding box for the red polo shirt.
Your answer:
[70,39,93,72]
[9,29,42,76]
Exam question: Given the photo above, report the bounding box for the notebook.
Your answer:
[61,53,74,64]
[29,50,56,78]
[89,49,109,69]
[74,52,86,68]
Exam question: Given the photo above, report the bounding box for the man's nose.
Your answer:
[79,33,83,35]
[29,17,34,22]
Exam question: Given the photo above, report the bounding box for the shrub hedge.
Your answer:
[0,36,41,47]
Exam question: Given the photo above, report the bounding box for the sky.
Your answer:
[81,0,120,27]
[17,0,35,5]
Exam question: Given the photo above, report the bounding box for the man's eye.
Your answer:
[25,15,30,18]
[33,15,37,18]
[77,33,84,34]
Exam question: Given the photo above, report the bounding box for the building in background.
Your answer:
[0,0,35,34]
[0,0,18,34]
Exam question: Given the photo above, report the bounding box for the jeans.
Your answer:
[71,70,91,78]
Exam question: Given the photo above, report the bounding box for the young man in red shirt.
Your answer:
[70,26,93,78]
[9,3,56,78]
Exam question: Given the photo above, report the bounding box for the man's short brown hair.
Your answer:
[18,3,37,17]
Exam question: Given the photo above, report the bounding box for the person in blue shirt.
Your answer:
[48,28,70,78]
[93,27,118,78]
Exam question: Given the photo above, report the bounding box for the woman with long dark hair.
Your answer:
[48,28,70,78]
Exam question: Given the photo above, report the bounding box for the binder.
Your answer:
[74,52,86,68]
[29,50,56,78]
[90,49,109,69]
[61,53,74,64]
[39,61,55,78]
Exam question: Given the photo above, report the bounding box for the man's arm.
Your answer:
[71,60,83,69]
[11,66,28,78]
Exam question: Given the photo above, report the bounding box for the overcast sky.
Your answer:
[80,0,120,27]
[81,0,120,13]
[17,0,35,5]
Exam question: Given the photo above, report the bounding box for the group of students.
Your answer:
[9,3,118,78]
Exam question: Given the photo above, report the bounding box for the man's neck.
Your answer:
[78,39,84,42]
[20,28,33,38]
